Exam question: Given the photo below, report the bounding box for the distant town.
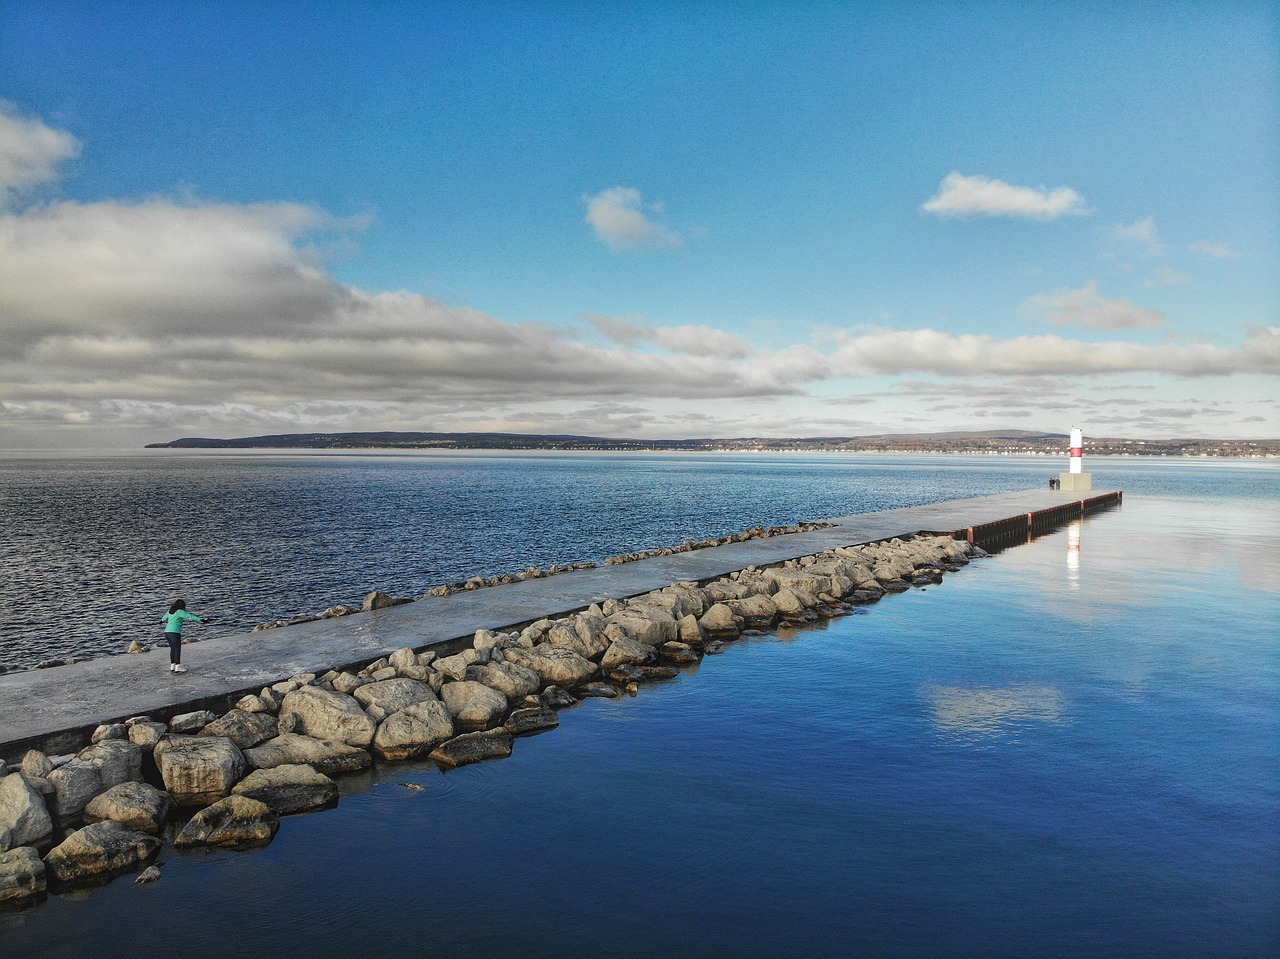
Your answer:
[147,430,1278,457]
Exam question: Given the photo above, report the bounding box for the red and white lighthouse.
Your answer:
[1059,426,1092,491]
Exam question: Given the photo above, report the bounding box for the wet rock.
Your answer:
[372,700,455,762]
[440,680,509,732]
[353,677,437,723]
[44,821,160,885]
[279,686,376,749]
[540,686,577,709]
[155,736,245,806]
[134,865,161,884]
[0,773,53,850]
[245,733,372,776]
[174,795,278,849]
[504,706,559,736]
[703,639,733,655]
[200,709,279,750]
[429,729,514,768]
[574,682,620,699]
[232,764,338,814]
[658,641,699,664]
[0,846,46,905]
[82,782,171,835]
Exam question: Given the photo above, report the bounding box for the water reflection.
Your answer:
[1067,520,1081,588]
[921,683,1066,744]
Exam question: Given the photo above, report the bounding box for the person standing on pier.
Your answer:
[162,599,204,673]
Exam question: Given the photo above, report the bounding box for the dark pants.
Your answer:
[166,631,182,664]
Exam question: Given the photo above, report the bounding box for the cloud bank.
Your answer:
[922,172,1091,220]
[0,105,81,205]
[1021,280,1167,330]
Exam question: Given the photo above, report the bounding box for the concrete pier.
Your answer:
[0,488,1121,763]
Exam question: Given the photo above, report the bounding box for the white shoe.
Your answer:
[172,664,188,674]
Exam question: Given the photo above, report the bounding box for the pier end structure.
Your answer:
[1059,426,1093,492]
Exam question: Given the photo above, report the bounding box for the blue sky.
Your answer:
[1,0,1276,447]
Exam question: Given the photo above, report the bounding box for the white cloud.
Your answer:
[586,313,753,358]
[1021,280,1166,330]
[1109,217,1164,257]
[921,172,1091,220]
[583,186,682,251]
[1188,240,1240,259]
[1145,265,1192,288]
[824,327,1275,378]
[0,104,81,205]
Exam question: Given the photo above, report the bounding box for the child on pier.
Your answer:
[162,599,205,673]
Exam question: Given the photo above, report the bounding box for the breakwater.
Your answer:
[0,488,1124,909]
[1,531,981,906]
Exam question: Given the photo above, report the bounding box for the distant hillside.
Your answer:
[145,430,1277,457]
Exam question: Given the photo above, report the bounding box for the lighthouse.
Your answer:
[1058,426,1093,492]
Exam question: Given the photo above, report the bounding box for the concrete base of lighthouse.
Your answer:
[1059,471,1093,492]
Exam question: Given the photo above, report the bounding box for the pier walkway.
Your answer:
[0,488,1120,762]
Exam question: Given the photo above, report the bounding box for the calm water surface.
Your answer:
[1,456,1276,958]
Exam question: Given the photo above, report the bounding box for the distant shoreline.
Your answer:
[144,430,1279,458]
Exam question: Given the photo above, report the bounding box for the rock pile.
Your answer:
[0,533,979,908]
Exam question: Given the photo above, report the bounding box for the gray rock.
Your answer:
[91,723,127,743]
[0,846,46,905]
[168,710,217,734]
[20,750,53,780]
[82,782,171,835]
[353,677,437,723]
[44,821,160,885]
[200,709,279,750]
[540,686,577,709]
[128,721,168,749]
[279,686,377,749]
[601,636,657,670]
[504,706,560,736]
[433,649,480,682]
[387,647,418,673]
[608,610,677,646]
[468,661,541,700]
[244,733,372,776]
[0,772,53,850]
[232,764,338,815]
[429,729,514,768]
[134,864,162,884]
[546,621,608,660]
[174,795,278,849]
[372,700,455,761]
[155,736,245,806]
[48,741,143,823]
[440,681,509,731]
[330,671,369,695]
[235,694,273,714]
[575,682,621,699]
[502,646,597,688]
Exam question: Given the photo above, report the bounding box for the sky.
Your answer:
[0,0,1277,449]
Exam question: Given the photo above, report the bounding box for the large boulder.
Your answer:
[174,795,278,849]
[47,740,143,823]
[545,622,608,661]
[244,733,372,776]
[608,610,677,647]
[82,782,171,835]
[698,603,740,639]
[468,661,541,700]
[353,677,437,723]
[372,700,455,761]
[43,821,160,885]
[20,750,53,779]
[199,710,279,750]
[502,646,597,688]
[128,721,168,750]
[504,706,559,737]
[279,686,376,748]
[155,736,245,806]
[0,846,45,905]
[601,636,657,670]
[232,764,338,815]
[0,772,53,850]
[168,710,217,734]
[440,681,509,732]
[428,729,514,768]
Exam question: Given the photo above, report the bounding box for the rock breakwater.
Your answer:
[0,532,979,908]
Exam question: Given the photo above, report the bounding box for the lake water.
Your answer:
[1,453,1277,957]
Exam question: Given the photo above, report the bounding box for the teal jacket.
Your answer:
[163,610,201,634]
